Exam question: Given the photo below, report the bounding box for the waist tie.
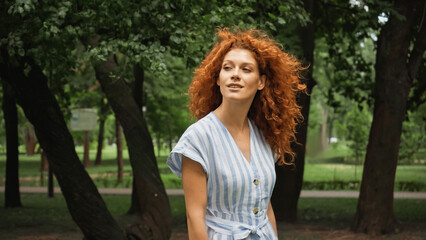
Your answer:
[206,214,272,239]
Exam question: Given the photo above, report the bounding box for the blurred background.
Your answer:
[0,0,425,239]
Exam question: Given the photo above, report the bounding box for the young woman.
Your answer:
[167,29,305,239]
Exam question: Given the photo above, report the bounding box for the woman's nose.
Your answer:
[231,69,240,80]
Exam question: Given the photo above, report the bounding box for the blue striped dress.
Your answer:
[167,112,278,240]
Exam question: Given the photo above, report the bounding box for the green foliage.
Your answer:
[1,0,310,152]
[313,1,384,108]
[399,104,426,164]
[335,102,371,164]
[144,53,193,154]
[307,89,324,137]
[306,90,329,155]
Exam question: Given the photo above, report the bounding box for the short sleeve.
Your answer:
[167,125,210,178]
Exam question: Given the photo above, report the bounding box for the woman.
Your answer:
[167,28,305,239]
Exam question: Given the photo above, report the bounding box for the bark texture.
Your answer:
[22,124,37,155]
[128,64,144,215]
[271,0,316,222]
[95,118,105,165]
[352,0,426,235]
[2,79,22,208]
[95,96,108,165]
[0,52,126,239]
[116,120,124,183]
[90,50,172,239]
[83,131,90,167]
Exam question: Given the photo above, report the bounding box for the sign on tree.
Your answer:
[70,109,98,131]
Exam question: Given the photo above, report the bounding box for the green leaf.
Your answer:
[268,12,276,19]
[58,10,66,18]
[265,21,276,31]
[277,17,286,25]
[170,35,181,44]
[278,5,287,12]
[18,48,25,56]
[24,4,31,12]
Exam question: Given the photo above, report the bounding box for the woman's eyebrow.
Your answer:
[222,60,256,66]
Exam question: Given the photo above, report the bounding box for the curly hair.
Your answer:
[187,28,306,165]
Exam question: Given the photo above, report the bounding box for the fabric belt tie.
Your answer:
[206,214,272,239]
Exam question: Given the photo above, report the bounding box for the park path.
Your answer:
[1,187,426,199]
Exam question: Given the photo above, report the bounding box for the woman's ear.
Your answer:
[258,75,266,90]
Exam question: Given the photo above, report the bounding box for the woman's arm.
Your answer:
[267,201,278,237]
[182,155,208,240]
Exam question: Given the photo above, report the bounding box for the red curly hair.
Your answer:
[188,28,306,165]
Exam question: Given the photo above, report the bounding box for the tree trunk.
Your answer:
[320,105,328,151]
[2,79,22,208]
[95,118,105,165]
[271,0,316,222]
[116,120,123,183]
[95,95,108,166]
[327,115,334,144]
[352,0,426,235]
[128,64,144,215]
[48,164,54,198]
[0,52,126,239]
[22,123,37,155]
[90,48,172,239]
[132,64,144,109]
[83,131,91,167]
[40,149,49,186]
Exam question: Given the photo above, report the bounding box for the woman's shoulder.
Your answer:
[182,112,217,139]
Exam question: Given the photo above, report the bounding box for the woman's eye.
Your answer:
[243,68,251,72]
[223,66,232,70]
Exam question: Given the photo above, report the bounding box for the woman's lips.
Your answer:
[227,84,243,89]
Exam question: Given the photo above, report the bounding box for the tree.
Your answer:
[271,0,315,222]
[352,0,426,234]
[88,50,172,238]
[95,94,110,165]
[21,122,37,155]
[1,0,312,237]
[1,79,22,208]
[78,1,277,237]
[116,120,123,183]
[0,52,126,239]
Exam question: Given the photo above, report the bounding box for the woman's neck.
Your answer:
[213,101,251,132]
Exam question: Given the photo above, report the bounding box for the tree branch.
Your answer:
[408,2,426,80]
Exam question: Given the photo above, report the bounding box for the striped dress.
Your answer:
[167,112,278,240]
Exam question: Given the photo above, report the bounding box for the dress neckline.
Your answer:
[210,112,253,165]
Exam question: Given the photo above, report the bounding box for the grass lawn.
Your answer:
[1,145,425,191]
[0,193,424,239]
[304,163,426,183]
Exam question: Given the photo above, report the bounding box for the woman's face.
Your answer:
[217,48,265,104]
